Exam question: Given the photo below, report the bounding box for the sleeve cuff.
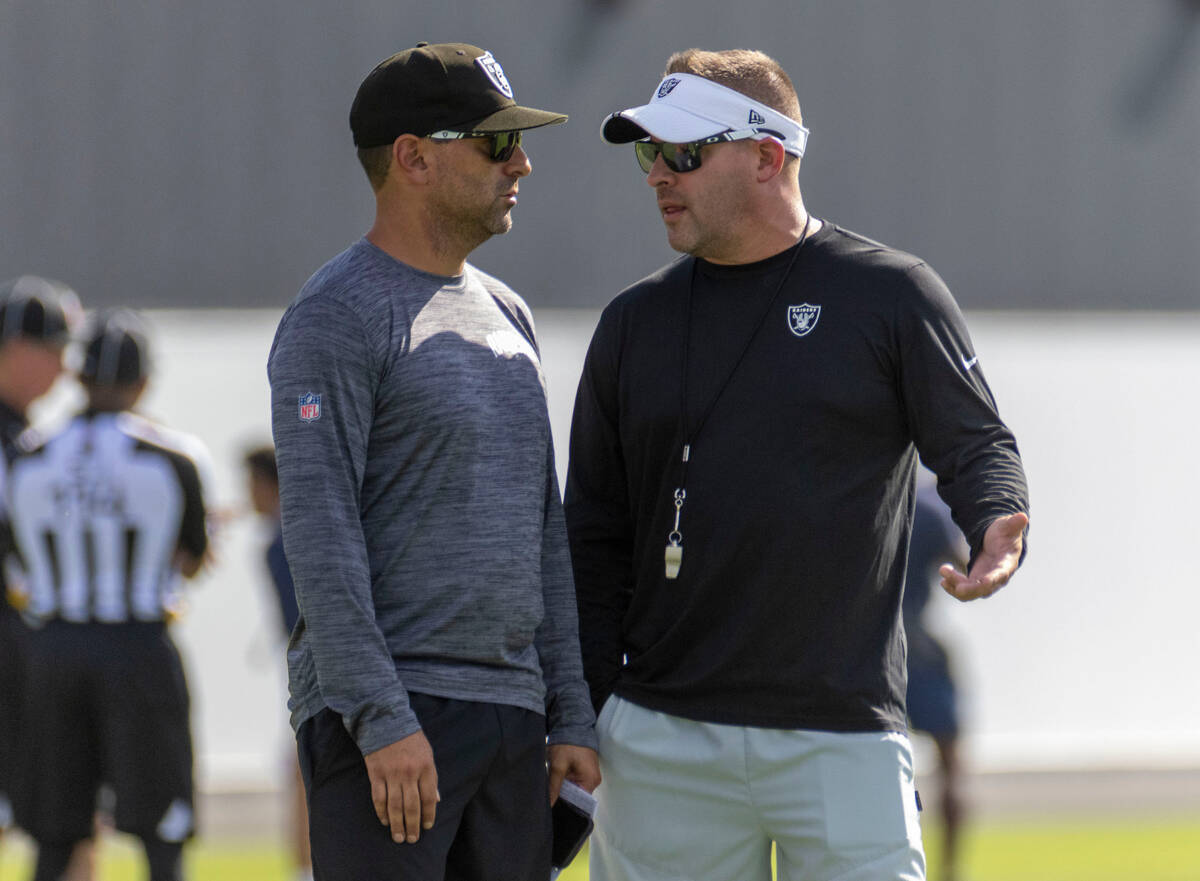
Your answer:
[351,706,423,756]
[547,724,599,752]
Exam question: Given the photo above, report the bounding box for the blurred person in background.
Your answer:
[0,276,94,881]
[566,48,1029,881]
[3,309,210,881]
[244,445,311,881]
[904,482,970,881]
[268,42,599,881]
[244,446,300,640]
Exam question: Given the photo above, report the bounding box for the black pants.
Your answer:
[22,620,193,844]
[298,695,552,881]
[33,836,182,881]
[0,604,28,831]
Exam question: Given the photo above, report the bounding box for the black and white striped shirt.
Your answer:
[4,411,208,623]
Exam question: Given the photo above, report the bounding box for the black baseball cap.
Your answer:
[0,275,81,344]
[350,42,567,147]
[78,309,152,387]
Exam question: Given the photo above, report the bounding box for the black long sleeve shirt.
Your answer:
[564,222,1028,733]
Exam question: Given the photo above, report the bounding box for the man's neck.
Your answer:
[366,204,473,277]
[703,206,821,266]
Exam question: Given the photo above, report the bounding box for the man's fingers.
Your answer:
[401,779,422,843]
[387,777,408,843]
[418,772,439,832]
[371,777,389,827]
[548,762,566,806]
[546,745,603,805]
[944,567,1009,601]
[986,512,1028,559]
[940,563,990,601]
[1001,511,1030,536]
[938,563,965,594]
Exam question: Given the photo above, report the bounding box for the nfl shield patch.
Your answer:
[787,304,821,337]
[298,392,321,422]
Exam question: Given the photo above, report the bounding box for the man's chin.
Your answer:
[665,229,696,255]
[488,211,515,236]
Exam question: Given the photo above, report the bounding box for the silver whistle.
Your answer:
[665,488,686,579]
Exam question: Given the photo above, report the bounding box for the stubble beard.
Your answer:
[666,209,727,260]
[669,190,754,262]
[426,185,514,264]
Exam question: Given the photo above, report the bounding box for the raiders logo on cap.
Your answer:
[475,51,514,99]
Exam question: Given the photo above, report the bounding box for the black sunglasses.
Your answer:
[634,127,779,174]
[427,129,523,162]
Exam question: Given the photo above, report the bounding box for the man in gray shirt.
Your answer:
[268,43,600,881]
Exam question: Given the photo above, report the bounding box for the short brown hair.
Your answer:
[244,445,278,485]
[664,49,802,124]
[356,145,392,191]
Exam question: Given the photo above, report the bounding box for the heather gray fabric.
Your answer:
[268,238,595,756]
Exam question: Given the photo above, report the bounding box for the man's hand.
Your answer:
[363,730,439,844]
[939,512,1028,601]
[546,744,601,805]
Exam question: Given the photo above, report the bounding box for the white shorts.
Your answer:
[590,696,925,881]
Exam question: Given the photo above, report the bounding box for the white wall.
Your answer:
[30,308,1200,790]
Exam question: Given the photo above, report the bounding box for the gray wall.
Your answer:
[3,0,1199,309]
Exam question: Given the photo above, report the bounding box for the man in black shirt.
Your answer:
[565,49,1029,881]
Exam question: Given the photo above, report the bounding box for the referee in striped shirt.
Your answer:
[0,276,94,881]
[3,309,210,881]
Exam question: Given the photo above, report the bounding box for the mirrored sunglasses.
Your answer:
[633,127,781,174]
[427,129,523,162]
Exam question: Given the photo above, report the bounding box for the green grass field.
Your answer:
[3,814,1198,880]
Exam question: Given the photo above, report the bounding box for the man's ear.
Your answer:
[392,134,431,183]
[754,137,788,182]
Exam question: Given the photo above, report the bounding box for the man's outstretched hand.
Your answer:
[939,512,1029,601]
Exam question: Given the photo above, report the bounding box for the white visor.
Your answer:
[601,73,809,158]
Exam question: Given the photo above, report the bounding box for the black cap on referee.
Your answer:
[79,309,152,388]
[0,275,81,345]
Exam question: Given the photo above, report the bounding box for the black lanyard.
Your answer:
[665,217,813,579]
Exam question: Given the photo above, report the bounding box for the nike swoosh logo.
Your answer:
[962,355,979,371]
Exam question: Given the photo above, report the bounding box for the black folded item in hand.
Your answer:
[551,780,597,870]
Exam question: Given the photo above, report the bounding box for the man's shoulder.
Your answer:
[117,414,212,503]
[14,414,86,455]
[117,412,208,464]
[466,263,531,319]
[10,414,206,475]
[272,240,404,360]
[6,424,51,466]
[605,255,692,316]
[811,222,955,312]
[814,223,929,277]
[287,239,387,319]
[465,262,517,296]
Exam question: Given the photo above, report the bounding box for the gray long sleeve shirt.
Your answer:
[268,238,596,756]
